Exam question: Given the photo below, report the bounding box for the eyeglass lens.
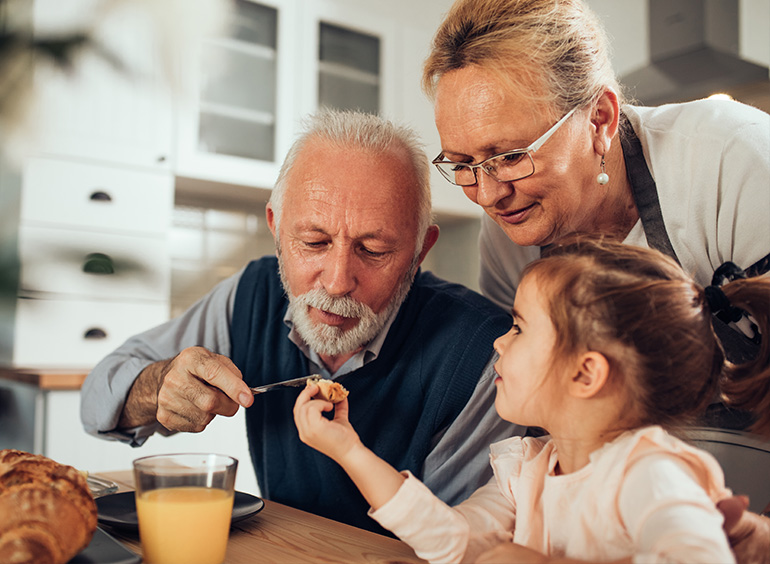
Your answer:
[435,152,535,186]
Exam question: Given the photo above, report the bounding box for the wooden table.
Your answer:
[98,471,426,564]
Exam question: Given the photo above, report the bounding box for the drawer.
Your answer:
[11,297,169,368]
[19,225,169,301]
[20,157,173,234]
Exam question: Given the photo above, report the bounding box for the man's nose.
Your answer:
[321,246,357,297]
[473,169,514,207]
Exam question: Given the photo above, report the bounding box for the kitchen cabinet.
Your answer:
[0,0,176,369]
[31,0,174,171]
[175,0,300,190]
[296,0,398,118]
[0,156,172,369]
[173,0,482,218]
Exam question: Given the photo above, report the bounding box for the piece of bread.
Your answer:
[0,449,98,564]
[307,378,349,403]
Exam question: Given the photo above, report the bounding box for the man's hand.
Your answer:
[119,346,253,432]
[719,496,770,564]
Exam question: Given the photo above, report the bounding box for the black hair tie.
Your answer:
[711,261,746,286]
[706,262,747,323]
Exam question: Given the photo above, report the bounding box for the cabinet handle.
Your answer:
[83,328,108,340]
[82,252,114,274]
[89,191,112,202]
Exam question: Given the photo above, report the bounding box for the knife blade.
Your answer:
[250,374,321,395]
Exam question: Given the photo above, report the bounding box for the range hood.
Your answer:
[620,0,769,106]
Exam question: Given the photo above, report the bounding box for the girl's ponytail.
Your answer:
[714,277,770,435]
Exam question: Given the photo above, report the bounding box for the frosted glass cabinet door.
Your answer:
[198,1,278,161]
[299,0,398,119]
[318,23,380,114]
[175,0,298,190]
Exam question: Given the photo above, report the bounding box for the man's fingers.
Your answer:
[184,349,252,408]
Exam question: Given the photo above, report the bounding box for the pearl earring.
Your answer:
[597,154,609,185]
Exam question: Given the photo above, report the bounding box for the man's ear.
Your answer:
[590,87,621,156]
[415,225,440,268]
[568,351,611,399]
[266,202,277,239]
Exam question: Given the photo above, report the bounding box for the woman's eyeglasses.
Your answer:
[432,108,577,186]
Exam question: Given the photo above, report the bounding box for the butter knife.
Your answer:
[250,374,321,395]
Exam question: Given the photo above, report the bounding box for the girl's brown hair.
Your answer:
[422,0,622,117]
[523,235,770,435]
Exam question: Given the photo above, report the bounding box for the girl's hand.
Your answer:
[295,383,407,512]
[293,383,361,463]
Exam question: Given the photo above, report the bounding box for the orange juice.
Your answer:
[136,486,234,564]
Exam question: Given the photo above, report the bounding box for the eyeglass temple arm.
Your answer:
[529,107,577,153]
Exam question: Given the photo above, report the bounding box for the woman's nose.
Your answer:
[471,170,514,207]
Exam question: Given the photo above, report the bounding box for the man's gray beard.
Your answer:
[278,254,417,357]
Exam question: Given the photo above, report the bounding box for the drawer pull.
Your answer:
[89,191,112,202]
[82,252,114,274]
[84,328,108,340]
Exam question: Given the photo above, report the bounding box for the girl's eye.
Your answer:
[511,323,521,335]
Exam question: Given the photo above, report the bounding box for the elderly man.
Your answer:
[80,110,521,534]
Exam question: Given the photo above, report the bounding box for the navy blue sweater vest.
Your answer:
[230,256,511,534]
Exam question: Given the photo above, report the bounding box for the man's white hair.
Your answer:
[269,109,433,257]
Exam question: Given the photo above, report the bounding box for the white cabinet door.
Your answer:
[20,158,174,235]
[31,0,174,170]
[297,0,399,119]
[12,299,169,368]
[175,0,300,190]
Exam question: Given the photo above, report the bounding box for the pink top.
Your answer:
[371,426,735,563]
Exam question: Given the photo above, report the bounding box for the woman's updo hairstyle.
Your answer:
[423,0,622,118]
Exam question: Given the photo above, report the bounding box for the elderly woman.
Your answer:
[423,0,769,367]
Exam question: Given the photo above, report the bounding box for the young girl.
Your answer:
[293,236,770,563]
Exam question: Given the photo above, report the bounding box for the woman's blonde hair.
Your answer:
[524,235,770,435]
[423,0,622,117]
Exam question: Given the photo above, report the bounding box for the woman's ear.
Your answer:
[590,88,621,156]
[568,351,611,399]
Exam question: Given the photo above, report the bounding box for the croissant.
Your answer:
[0,450,97,564]
[307,378,349,403]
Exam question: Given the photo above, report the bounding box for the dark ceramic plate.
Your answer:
[96,491,265,532]
[69,527,141,564]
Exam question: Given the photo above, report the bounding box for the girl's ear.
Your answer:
[569,351,611,399]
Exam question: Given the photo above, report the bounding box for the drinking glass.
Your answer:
[133,453,238,564]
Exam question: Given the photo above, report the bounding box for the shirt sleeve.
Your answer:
[619,453,735,564]
[370,471,514,564]
[79,268,244,445]
[421,351,526,505]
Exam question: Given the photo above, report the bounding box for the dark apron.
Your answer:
[620,113,769,429]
